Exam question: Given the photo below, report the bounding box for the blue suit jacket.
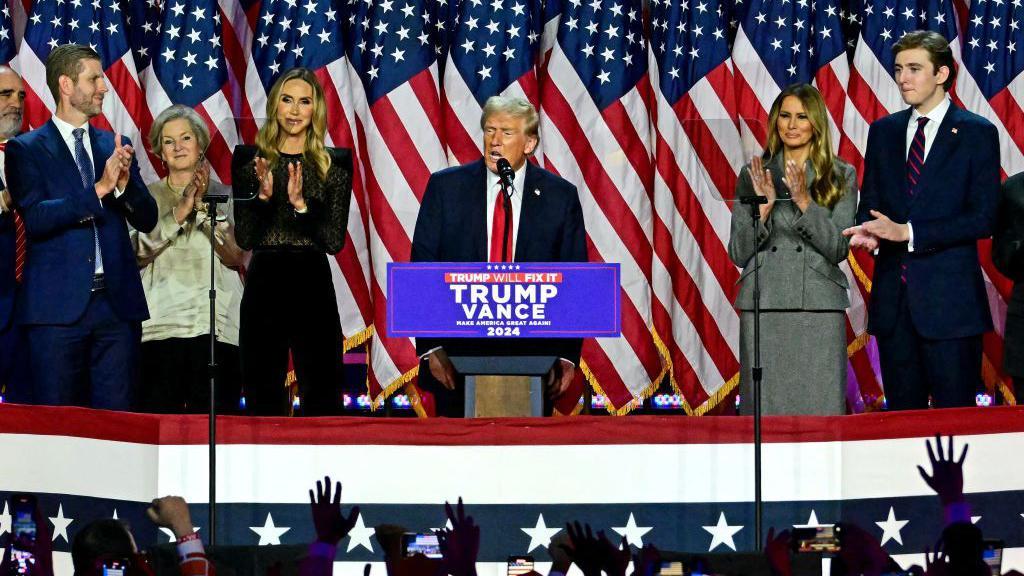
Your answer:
[410,159,588,363]
[6,120,157,325]
[857,103,999,339]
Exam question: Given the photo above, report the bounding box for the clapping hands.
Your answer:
[98,133,135,198]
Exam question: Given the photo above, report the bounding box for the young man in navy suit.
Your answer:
[844,31,1000,410]
[410,96,588,416]
[6,44,157,410]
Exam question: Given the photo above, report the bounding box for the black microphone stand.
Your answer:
[739,193,767,552]
[201,193,229,547]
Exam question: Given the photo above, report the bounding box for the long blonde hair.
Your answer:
[763,84,844,210]
[255,68,331,180]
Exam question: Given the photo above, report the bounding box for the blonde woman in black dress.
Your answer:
[233,68,353,416]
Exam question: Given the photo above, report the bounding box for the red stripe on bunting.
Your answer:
[2,402,1022,446]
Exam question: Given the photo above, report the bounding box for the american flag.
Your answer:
[4,0,1021,412]
[246,0,377,369]
[649,0,742,413]
[441,0,542,164]
[141,0,235,180]
[341,0,446,410]
[12,0,158,180]
[539,0,666,414]
[957,0,1024,403]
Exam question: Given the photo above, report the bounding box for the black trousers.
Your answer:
[139,336,242,414]
[877,287,982,410]
[240,249,343,416]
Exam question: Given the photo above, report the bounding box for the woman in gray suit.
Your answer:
[728,84,857,415]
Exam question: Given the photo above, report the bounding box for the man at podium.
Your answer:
[410,96,588,417]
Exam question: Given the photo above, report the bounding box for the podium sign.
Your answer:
[386,262,620,338]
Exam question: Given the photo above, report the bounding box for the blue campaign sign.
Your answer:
[387,262,621,338]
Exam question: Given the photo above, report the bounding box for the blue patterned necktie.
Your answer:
[73,127,103,274]
[906,117,928,197]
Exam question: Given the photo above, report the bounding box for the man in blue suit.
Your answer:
[0,66,28,399]
[845,31,1000,410]
[6,44,157,410]
[411,96,588,416]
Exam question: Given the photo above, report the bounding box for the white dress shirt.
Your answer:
[51,114,119,274]
[485,163,526,259]
[903,96,950,252]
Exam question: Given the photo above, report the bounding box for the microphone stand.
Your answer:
[202,193,229,547]
[739,193,767,552]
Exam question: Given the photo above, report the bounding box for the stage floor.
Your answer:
[1,403,1022,574]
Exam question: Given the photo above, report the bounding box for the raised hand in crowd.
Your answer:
[302,476,362,576]
[309,476,361,546]
[562,522,629,576]
[546,531,573,576]
[918,435,968,508]
[832,522,898,576]
[923,542,950,576]
[146,496,195,540]
[630,543,660,576]
[437,498,480,576]
[0,495,54,576]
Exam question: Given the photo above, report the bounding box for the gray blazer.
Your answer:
[728,154,857,311]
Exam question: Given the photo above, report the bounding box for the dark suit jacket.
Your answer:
[410,158,588,364]
[6,120,157,325]
[857,103,999,340]
[0,200,13,333]
[993,172,1024,378]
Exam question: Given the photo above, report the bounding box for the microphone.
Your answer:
[495,157,514,262]
[496,157,515,190]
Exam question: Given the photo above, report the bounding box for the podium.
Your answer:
[449,355,557,417]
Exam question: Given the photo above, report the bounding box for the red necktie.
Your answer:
[0,141,24,283]
[489,181,513,262]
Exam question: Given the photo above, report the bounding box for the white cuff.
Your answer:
[420,346,443,360]
[906,221,914,252]
[176,536,205,559]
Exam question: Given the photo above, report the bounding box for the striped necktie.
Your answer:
[906,117,929,197]
[72,128,103,274]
